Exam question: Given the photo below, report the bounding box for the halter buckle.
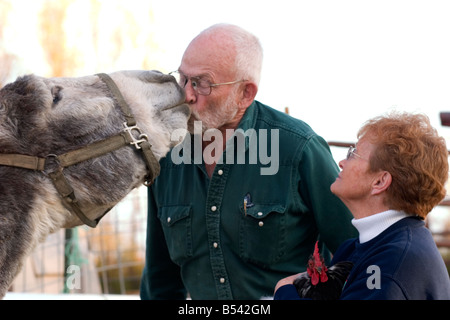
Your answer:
[122,122,149,150]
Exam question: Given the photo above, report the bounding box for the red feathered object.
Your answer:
[294,241,353,300]
[307,241,328,285]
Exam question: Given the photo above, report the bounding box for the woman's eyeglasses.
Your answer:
[346,146,366,161]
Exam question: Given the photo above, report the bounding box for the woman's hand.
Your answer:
[274,272,303,294]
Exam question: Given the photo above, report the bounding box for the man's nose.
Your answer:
[184,80,197,104]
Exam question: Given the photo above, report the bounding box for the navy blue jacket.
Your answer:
[275,217,450,300]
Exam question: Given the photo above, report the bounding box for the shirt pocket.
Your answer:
[158,205,193,265]
[239,204,286,267]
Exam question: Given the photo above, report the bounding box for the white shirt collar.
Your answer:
[351,210,409,244]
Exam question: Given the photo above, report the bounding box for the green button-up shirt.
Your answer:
[140,101,357,300]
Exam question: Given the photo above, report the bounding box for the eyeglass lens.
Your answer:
[347,146,355,160]
[170,71,212,95]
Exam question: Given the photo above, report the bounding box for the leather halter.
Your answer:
[0,73,160,227]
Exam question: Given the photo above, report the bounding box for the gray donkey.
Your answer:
[0,70,190,298]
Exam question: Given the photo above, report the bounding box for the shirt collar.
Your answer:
[237,101,257,131]
[351,210,410,244]
[225,101,258,152]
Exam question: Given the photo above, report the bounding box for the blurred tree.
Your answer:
[38,0,161,77]
[88,0,160,72]
[0,0,15,87]
[39,0,78,77]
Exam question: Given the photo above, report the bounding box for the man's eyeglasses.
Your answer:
[346,146,365,161]
[169,71,247,96]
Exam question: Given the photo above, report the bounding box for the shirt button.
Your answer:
[258,221,264,227]
[220,278,226,284]
[257,212,263,217]
[218,169,224,176]
[167,217,171,223]
[213,242,218,248]
[211,206,217,212]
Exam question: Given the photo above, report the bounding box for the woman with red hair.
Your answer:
[275,112,450,299]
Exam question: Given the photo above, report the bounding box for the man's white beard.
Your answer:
[187,93,239,133]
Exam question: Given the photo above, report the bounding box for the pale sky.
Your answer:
[4,0,450,147]
[151,0,450,147]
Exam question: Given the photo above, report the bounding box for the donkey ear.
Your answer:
[137,70,175,84]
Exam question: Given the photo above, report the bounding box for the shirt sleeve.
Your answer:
[340,275,407,300]
[140,186,187,300]
[274,285,302,300]
[298,135,358,253]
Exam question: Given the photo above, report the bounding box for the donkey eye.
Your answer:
[51,86,63,104]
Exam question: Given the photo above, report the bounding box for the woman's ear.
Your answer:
[371,171,392,195]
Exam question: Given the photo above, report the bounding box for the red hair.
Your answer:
[358,112,448,219]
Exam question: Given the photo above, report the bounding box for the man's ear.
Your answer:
[371,171,392,195]
[239,82,258,109]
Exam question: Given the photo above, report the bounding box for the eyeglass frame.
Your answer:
[169,70,247,96]
[346,146,366,161]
